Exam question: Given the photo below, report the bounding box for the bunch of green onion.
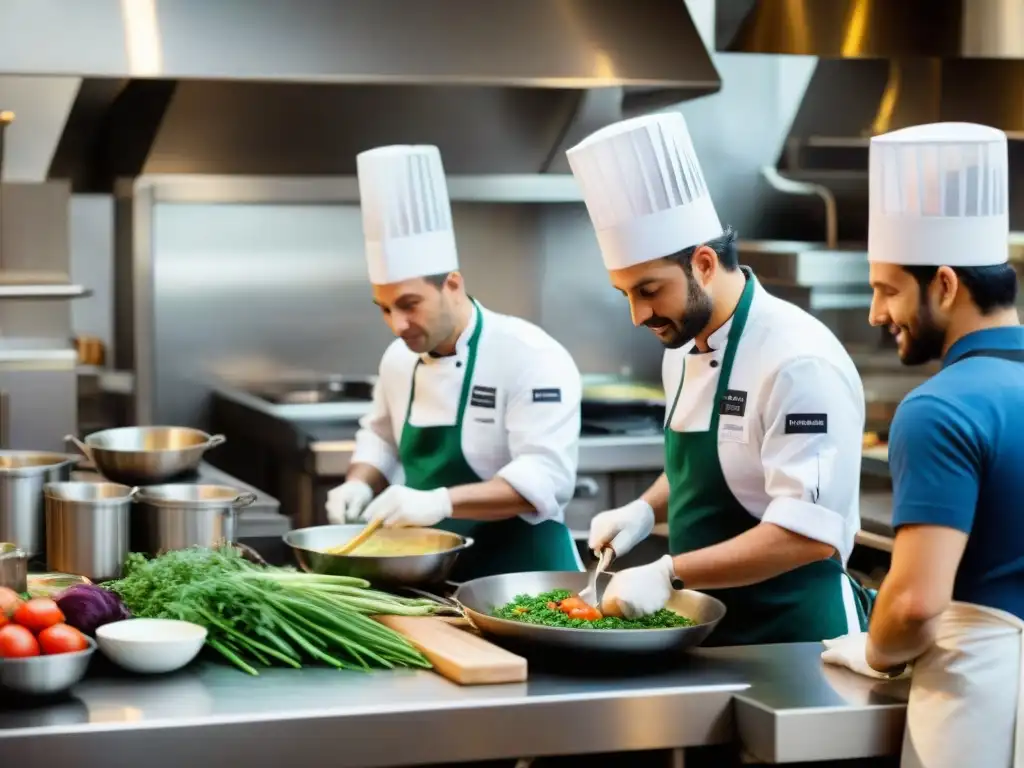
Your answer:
[107,547,443,675]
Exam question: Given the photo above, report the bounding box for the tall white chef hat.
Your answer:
[869,122,1009,267]
[356,145,459,285]
[566,112,722,271]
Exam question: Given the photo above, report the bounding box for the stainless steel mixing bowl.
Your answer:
[0,636,97,695]
[284,524,473,586]
[455,571,726,655]
[70,427,226,485]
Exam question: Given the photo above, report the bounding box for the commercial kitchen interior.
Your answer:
[3,0,1024,765]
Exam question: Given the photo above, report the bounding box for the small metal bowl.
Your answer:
[0,637,97,695]
[284,524,473,587]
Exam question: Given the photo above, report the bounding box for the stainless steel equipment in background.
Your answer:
[44,481,133,581]
[68,426,227,486]
[0,451,76,556]
[131,484,257,556]
[0,541,26,592]
[0,110,84,454]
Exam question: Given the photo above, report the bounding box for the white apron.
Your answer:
[901,601,1024,768]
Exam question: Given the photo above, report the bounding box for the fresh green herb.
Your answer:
[492,589,696,629]
[108,546,443,675]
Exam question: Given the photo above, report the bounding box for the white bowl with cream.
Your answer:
[96,618,207,674]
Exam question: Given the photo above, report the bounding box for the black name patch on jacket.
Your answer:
[785,413,827,434]
[718,389,747,417]
[532,388,562,403]
[470,385,497,409]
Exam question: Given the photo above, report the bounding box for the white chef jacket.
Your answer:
[663,277,865,562]
[352,302,582,524]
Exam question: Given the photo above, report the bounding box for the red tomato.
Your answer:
[0,586,21,617]
[38,623,88,655]
[0,614,7,629]
[568,605,603,621]
[12,598,64,634]
[0,624,40,658]
[558,597,586,613]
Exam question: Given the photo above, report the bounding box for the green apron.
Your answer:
[397,303,582,582]
[665,272,871,646]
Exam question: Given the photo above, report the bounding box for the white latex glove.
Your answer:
[325,480,374,524]
[364,485,453,528]
[600,555,676,619]
[588,499,656,557]
[821,633,912,680]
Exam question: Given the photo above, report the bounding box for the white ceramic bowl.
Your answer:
[95,618,207,674]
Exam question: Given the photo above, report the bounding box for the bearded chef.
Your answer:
[822,123,1024,768]
[566,112,872,646]
[324,144,583,581]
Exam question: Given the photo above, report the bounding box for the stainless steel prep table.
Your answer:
[0,642,907,766]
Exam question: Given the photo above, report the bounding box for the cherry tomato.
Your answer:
[0,624,40,658]
[568,605,603,621]
[0,613,7,629]
[38,623,88,655]
[558,597,587,613]
[0,586,22,617]
[12,598,64,634]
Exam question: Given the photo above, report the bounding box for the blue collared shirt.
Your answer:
[889,327,1024,619]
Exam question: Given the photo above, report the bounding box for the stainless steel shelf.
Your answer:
[0,284,91,299]
[137,174,585,204]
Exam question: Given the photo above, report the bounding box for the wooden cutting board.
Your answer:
[375,615,527,685]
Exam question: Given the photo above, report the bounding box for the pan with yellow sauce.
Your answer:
[326,535,445,557]
[284,524,473,585]
[321,527,461,558]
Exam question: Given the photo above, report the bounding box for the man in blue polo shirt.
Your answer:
[822,122,1024,768]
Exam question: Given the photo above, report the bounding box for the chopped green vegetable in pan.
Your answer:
[492,589,696,629]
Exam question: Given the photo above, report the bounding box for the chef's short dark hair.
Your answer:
[666,226,740,273]
[421,273,451,289]
[902,263,1018,315]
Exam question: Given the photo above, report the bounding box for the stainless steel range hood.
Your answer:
[717,0,1024,59]
[781,58,1024,180]
[0,0,723,190]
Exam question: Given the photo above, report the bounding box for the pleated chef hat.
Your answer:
[566,112,722,270]
[356,145,459,285]
[869,122,1009,267]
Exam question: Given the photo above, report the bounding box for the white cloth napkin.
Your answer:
[821,632,913,680]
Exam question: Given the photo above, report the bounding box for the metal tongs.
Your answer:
[579,547,615,607]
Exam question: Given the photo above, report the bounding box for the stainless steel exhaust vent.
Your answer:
[717,0,1024,60]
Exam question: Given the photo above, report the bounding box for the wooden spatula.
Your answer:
[332,518,382,556]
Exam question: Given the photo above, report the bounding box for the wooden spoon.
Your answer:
[331,518,383,556]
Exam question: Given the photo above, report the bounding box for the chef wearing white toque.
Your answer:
[325,145,583,581]
[823,123,1024,768]
[567,112,871,646]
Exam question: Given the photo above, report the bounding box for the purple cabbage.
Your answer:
[56,584,131,636]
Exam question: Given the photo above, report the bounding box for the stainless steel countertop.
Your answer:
[0,642,907,766]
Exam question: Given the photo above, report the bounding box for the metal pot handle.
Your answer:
[64,434,94,462]
[128,487,140,500]
[205,434,227,449]
[232,491,257,509]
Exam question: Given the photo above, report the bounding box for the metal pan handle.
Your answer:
[231,491,257,509]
